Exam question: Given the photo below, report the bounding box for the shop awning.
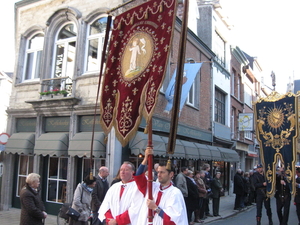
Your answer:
[218,147,240,162]
[194,143,212,160]
[247,151,259,158]
[129,132,167,156]
[180,140,199,160]
[68,132,106,158]
[34,133,68,156]
[5,133,35,155]
[160,136,185,159]
[206,145,222,161]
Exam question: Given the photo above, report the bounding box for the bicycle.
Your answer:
[57,203,71,225]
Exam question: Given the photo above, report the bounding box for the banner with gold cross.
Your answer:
[254,92,299,196]
[100,0,177,146]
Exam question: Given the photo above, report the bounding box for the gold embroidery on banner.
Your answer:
[132,87,138,95]
[157,15,162,22]
[257,102,296,152]
[167,26,172,33]
[119,96,133,134]
[103,98,113,124]
[113,0,175,28]
[285,164,292,183]
[266,164,273,183]
[152,65,157,72]
[146,81,156,110]
[104,85,109,93]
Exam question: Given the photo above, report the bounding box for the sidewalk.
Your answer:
[0,194,253,224]
[194,194,255,224]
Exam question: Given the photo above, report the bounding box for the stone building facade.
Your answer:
[1,0,241,213]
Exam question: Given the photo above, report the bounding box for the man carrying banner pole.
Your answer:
[254,91,299,225]
[134,146,188,224]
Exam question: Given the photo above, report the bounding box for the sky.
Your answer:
[0,1,17,73]
[222,0,300,94]
[1,0,299,94]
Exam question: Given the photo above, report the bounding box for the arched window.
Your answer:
[23,33,44,81]
[53,23,77,78]
[85,17,108,73]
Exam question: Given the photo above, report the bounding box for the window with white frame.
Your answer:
[237,75,241,100]
[187,82,195,106]
[23,33,44,81]
[231,70,235,96]
[85,17,108,73]
[244,130,252,140]
[214,31,225,67]
[16,155,34,196]
[231,107,235,139]
[47,157,68,203]
[53,24,77,79]
[244,84,252,107]
[215,88,226,125]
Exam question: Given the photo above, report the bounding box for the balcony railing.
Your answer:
[40,76,72,99]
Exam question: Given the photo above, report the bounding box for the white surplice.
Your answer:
[98,180,143,224]
[137,180,188,225]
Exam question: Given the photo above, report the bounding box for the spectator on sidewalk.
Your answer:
[194,171,207,223]
[202,164,213,217]
[244,172,251,206]
[233,169,245,210]
[211,172,223,217]
[91,167,109,225]
[249,170,256,205]
[20,173,47,225]
[153,163,159,181]
[253,164,273,225]
[186,170,199,224]
[175,166,188,197]
[70,175,97,225]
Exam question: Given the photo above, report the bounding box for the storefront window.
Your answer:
[82,158,105,179]
[17,155,34,196]
[47,157,68,203]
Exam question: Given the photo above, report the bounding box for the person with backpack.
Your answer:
[69,175,96,225]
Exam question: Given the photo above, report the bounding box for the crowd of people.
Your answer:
[233,164,300,225]
[19,154,300,225]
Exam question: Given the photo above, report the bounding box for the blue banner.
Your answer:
[254,92,299,196]
[164,63,202,113]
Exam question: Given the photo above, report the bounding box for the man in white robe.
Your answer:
[135,147,188,225]
[98,161,143,225]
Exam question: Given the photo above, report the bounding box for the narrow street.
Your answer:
[208,198,298,225]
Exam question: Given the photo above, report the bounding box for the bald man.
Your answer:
[91,167,109,225]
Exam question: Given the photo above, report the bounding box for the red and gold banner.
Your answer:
[100,0,177,146]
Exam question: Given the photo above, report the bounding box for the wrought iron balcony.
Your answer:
[40,76,72,99]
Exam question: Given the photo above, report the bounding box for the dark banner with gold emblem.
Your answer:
[254,92,298,196]
[100,0,177,146]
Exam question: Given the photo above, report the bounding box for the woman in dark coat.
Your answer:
[69,175,96,225]
[20,173,47,225]
[186,170,199,225]
[211,172,223,217]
